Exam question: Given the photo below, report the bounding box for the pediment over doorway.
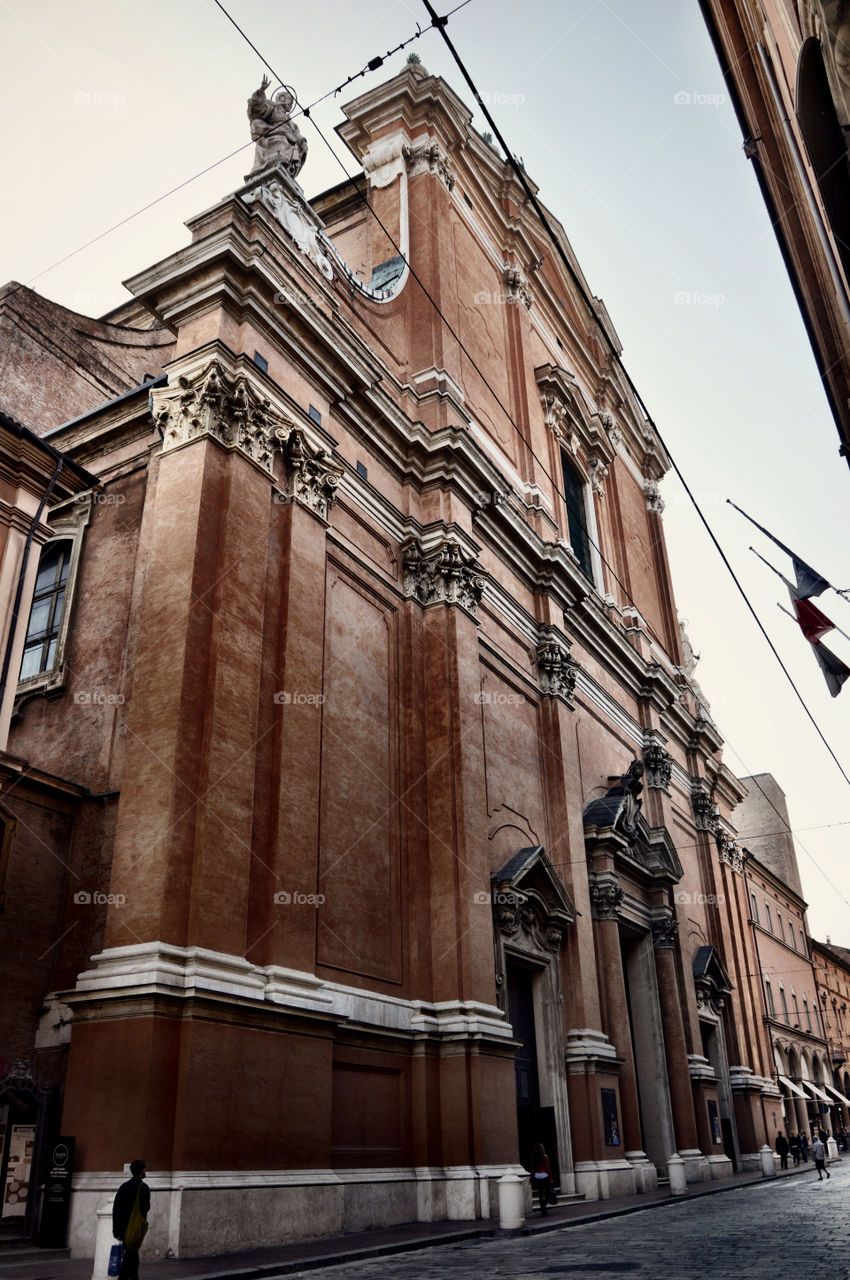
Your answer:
[491,845,576,955]
[693,944,733,1016]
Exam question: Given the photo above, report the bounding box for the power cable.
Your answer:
[419,0,850,793]
[210,0,850,903]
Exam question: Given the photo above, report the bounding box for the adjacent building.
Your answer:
[0,62,842,1254]
[811,938,850,1129]
[699,0,850,466]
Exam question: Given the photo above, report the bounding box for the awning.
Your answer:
[800,1080,832,1104]
[777,1074,809,1099]
[823,1081,850,1107]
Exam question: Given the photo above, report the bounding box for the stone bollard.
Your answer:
[667,1154,687,1196]
[91,1204,115,1280]
[498,1173,525,1230]
[759,1144,776,1178]
[827,1137,838,1161]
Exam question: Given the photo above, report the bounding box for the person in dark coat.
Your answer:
[775,1131,789,1169]
[529,1142,553,1215]
[789,1132,801,1166]
[799,1131,809,1162]
[112,1161,150,1280]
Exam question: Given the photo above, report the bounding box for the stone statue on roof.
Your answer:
[247,77,308,180]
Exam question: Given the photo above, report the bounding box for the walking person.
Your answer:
[799,1131,809,1163]
[775,1131,789,1170]
[811,1136,831,1181]
[789,1132,801,1166]
[112,1160,150,1280]
[529,1142,553,1216]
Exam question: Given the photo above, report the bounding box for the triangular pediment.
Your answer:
[492,844,576,928]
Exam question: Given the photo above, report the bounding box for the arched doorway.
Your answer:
[0,1063,55,1239]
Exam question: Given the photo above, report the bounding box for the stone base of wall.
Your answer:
[70,1165,524,1260]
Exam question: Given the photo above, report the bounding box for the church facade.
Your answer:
[0,64,802,1255]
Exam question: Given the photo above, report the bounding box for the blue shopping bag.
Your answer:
[107,1244,124,1276]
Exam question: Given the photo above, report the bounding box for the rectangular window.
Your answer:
[765,903,773,933]
[803,998,812,1032]
[765,979,775,1018]
[19,541,72,679]
[750,893,759,924]
[780,987,789,1023]
[560,452,593,580]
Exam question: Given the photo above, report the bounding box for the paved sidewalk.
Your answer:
[0,1159,837,1280]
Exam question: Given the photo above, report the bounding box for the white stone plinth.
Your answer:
[91,1204,115,1280]
[759,1144,776,1177]
[667,1154,687,1196]
[498,1174,525,1230]
[827,1137,838,1160]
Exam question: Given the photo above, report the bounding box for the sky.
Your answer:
[1,0,848,942]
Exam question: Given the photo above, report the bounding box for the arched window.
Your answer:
[19,541,72,680]
[560,453,593,580]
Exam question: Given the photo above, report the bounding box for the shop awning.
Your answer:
[777,1074,809,1099]
[800,1080,832,1104]
[823,1081,850,1107]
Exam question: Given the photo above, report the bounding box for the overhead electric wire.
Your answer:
[208,0,850,899]
[418,0,850,794]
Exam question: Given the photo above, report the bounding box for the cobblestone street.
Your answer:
[291,1166,850,1280]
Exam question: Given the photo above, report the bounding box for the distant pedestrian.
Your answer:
[112,1160,150,1280]
[775,1131,789,1170]
[811,1137,830,1180]
[799,1131,809,1162]
[789,1133,801,1166]
[529,1142,553,1215]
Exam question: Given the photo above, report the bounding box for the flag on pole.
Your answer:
[812,642,850,698]
[728,501,832,598]
[791,595,835,644]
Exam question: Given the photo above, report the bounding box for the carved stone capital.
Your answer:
[402,537,485,618]
[692,785,720,833]
[651,916,679,949]
[543,396,577,452]
[280,428,344,521]
[404,140,455,190]
[643,479,665,514]
[643,742,672,791]
[152,361,286,476]
[717,832,744,873]
[502,265,532,309]
[536,629,579,703]
[589,879,624,920]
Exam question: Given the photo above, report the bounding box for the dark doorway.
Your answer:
[506,961,562,1187]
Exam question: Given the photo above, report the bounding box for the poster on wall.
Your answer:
[601,1088,620,1146]
[707,1099,722,1145]
[2,1125,36,1218]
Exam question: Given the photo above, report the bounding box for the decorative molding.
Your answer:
[588,456,608,495]
[692,784,720,833]
[502,264,532,308]
[402,537,485,618]
[280,428,344,521]
[240,166,334,281]
[716,832,744,873]
[403,139,455,190]
[643,479,665,514]
[643,742,672,791]
[588,877,624,920]
[536,628,579,703]
[651,916,679,949]
[152,360,286,475]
